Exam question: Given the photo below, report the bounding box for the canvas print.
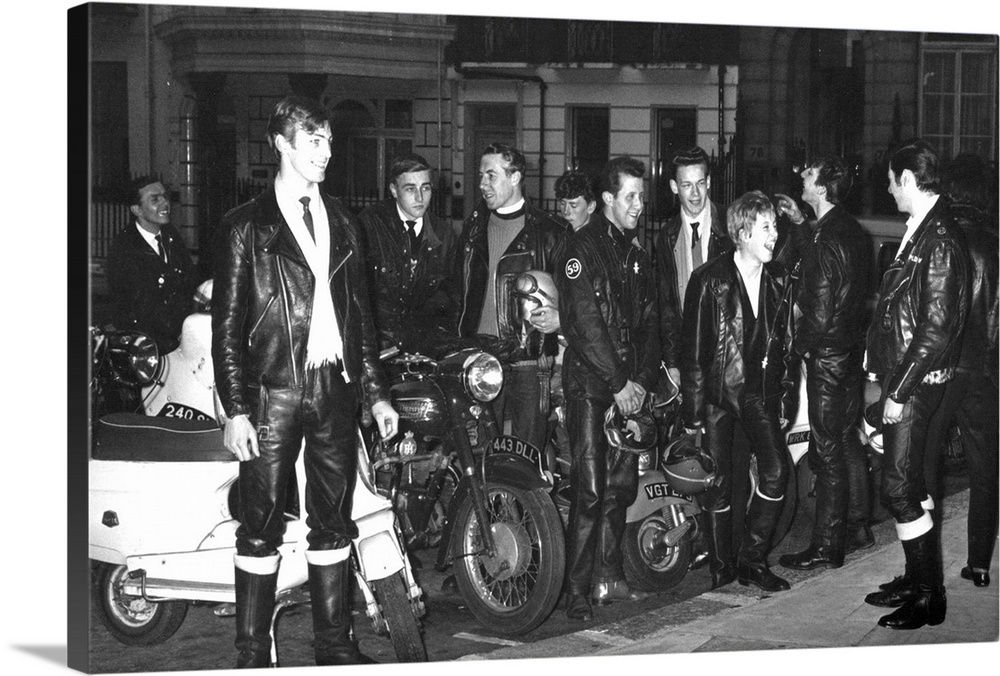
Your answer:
[72,0,999,673]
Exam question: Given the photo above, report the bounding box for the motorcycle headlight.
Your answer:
[464,352,503,402]
[128,334,161,385]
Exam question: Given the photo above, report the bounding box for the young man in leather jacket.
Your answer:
[680,190,797,593]
[357,153,457,355]
[211,96,399,667]
[864,139,970,630]
[453,143,568,452]
[556,156,660,620]
[774,156,875,572]
[922,152,997,589]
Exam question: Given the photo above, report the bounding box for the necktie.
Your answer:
[155,233,168,264]
[405,220,421,255]
[300,196,315,241]
[690,221,703,269]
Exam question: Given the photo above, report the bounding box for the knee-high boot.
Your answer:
[704,508,736,589]
[737,492,790,592]
[876,499,935,593]
[307,553,374,665]
[877,529,947,629]
[234,554,280,669]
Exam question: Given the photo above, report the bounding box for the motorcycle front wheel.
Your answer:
[371,573,427,663]
[622,514,692,591]
[92,563,187,646]
[451,482,565,636]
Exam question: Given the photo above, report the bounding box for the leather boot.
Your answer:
[878,530,947,629]
[704,509,736,589]
[688,512,710,571]
[778,543,844,570]
[565,593,593,621]
[308,559,374,665]
[591,579,652,605]
[873,506,933,594]
[737,494,790,592]
[234,556,280,669]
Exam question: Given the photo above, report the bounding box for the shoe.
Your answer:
[778,544,844,570]
[961,567,990,587]
[865,582,919,608]
[214,602,236,618]
[846,525,875,553]
[308,560,373,665]
[441,574,458,594]
[711,564,737,589]
[737,560,791,592]
[689,549,710,571]
[878,585,946,629]
[878,574,908,592]
[565,594,593,621]
[591,579,652,605]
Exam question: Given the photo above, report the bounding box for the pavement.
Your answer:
[456,486,998,668]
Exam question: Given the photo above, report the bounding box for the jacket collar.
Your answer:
[257,186,351,276]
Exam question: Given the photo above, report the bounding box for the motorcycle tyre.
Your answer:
[452,484,565,636]
[622,516,692,591]
[371,573,427,663]
[748,450,798,550]
[92,563,188,646]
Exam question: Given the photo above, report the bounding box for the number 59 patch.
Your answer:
[565,258,582,279]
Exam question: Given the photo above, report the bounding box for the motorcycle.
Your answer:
[89,295,429,665]
[365,346,566,636]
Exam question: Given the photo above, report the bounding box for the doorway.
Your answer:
[464,103,517,218]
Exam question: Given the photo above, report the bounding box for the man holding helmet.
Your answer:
[556,156,660,621]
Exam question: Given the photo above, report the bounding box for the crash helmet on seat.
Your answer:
[603,401,658,455]
[512,270,558,327]
[662,433,719,496]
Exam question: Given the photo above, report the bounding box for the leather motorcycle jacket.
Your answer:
[947,200,998,385]
[455,199,568,361]
[655,201,732,370]
[866,196,970,403]
[680,253,797,428]
[212,187,389,419]
[357,199,457,353]
[556,213,660,399]
[794,205,873,356]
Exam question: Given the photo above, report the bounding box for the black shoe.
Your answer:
[866,580,919,607]
[591,580,652,605]
[565,594,593,621]
[778,544,844,570]
[878,574,908,592]
[710,563,737,589]
[689,549,710,571]
[877,586,946,629]
[961,567,991,587]
[846,525,875,553]
[737,560,790,592]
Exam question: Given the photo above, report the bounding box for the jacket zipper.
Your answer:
[275,257,299,386]
[247,295,277,348]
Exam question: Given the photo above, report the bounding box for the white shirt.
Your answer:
[682,208,712,268]
[274,178,328,238]
[496,198,525,215]
[734,252,763,318]
[897,193,940,257]
[135,222,164,257]
[396,205,423,236]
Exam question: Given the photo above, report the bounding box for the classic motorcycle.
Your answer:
[365,347,566,636]
[89,297,429,664]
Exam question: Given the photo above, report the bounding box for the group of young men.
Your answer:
[107,95,997,666]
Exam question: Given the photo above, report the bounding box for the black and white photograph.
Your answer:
[10,0,999,674]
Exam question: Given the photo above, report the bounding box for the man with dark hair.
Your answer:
[773,156,875,572]
[107,175,199,352]
[454,142,568,452]
[681,190,797,594]
[212,95,398,667]
[358,152,457,354]
[922,152,998,589]
[555,169,599,231]
[557,156,659,620]
[864,139,969,629]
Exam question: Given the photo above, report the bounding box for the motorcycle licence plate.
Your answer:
[489,435,545,473]
[156,402,214,422]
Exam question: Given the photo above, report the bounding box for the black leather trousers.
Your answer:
[805,348,870,550]
[235,364,360,557]
[924,369,999,569]
[879,380,945,527]
[564,397,638,595]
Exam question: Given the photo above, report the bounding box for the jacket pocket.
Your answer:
[247,295,277,347]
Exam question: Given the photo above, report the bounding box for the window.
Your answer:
[921,36,997,160]
[569,107,609,177]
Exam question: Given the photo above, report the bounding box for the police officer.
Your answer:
[556,156,660,621]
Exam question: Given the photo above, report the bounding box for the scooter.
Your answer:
[365,346,566,636]
[89,291,429,664]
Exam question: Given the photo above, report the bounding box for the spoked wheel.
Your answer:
[451,482,565,636]
[371,573,427,663]
[92,563,187,646]
[622,514,692,591]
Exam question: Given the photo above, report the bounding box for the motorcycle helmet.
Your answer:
[603,401,658,455]
[512,270,558,327]
[662,433,720,496]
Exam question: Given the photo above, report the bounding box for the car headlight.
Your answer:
[464,352,503,402]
